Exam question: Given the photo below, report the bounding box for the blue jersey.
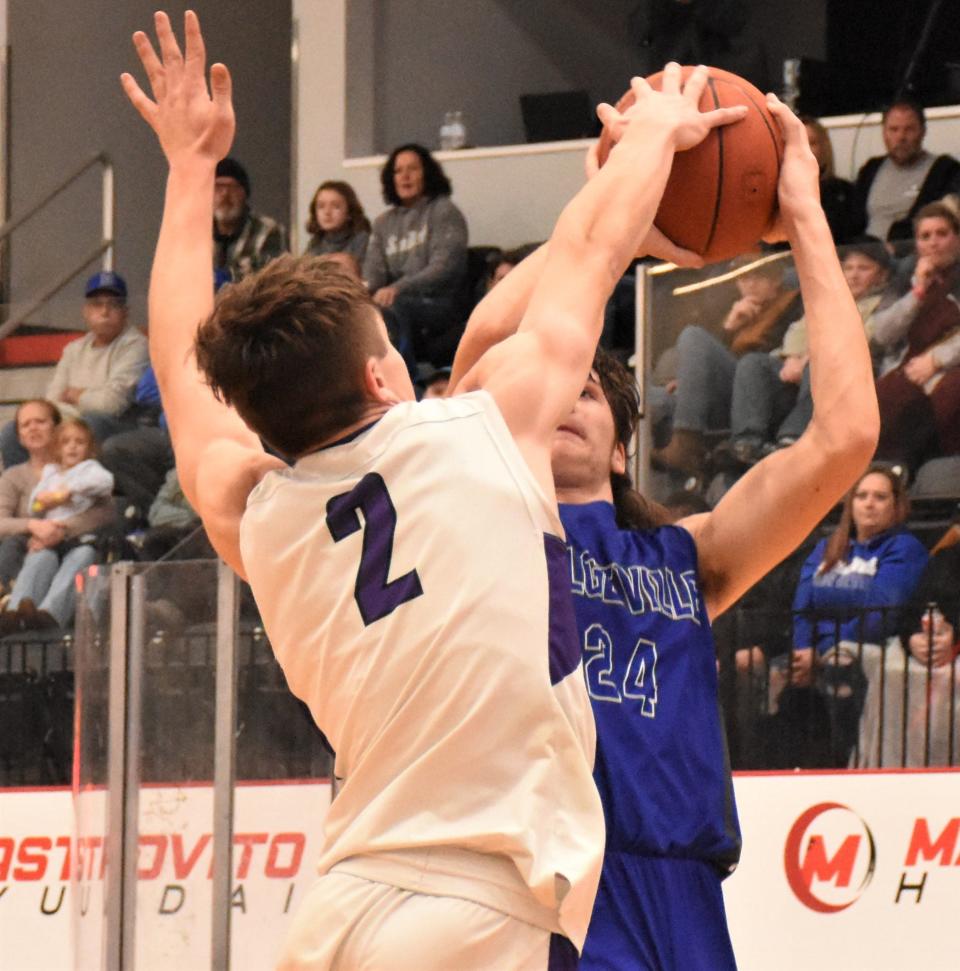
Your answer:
[559,502,741,869]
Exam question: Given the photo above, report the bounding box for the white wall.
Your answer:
[293,2,960,256]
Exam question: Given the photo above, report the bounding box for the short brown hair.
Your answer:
[914,201,960,236]
[592,348,672,531]
[195,255,386,456]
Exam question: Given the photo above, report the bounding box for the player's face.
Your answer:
[83,292,128,346]
[882,107,925,166]
[551,371,625,500]
[314,189,349,233]
[841,253,886,300]
[915,216,960,269]
[393,151,425,206]
[16,402,57,455]
[851,472,897,541]
[58,425,92,469]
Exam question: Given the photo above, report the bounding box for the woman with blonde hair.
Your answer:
[801,115,854,243]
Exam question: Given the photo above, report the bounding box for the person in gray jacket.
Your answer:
[0,271,149,469]
[363,143,468,366]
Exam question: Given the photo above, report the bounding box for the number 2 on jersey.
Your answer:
[326,472,423,626]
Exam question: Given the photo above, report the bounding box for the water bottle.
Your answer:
[448,111,467,150]
[439,112,456,151]
[782,58,800,112]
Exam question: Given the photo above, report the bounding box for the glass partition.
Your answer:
[71,558,334,969]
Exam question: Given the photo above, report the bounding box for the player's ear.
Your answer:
[612,442,626,476]
[364,354,403,405]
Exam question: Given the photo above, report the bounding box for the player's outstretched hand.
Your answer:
[585,113,704,268]
[597,64,747,156]
[120,10,234,169]
[762,94,820,241]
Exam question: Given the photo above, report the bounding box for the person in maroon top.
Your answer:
[872,202,960,472]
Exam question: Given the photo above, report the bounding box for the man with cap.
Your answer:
[214,156,288,279]
[0,271,149,469]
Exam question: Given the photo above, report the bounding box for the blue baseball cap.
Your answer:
[85,270,127,300]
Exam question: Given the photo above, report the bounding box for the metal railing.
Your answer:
[0,151,114,342]
[719,603,960,771]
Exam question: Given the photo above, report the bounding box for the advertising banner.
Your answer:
[725,770,960,971]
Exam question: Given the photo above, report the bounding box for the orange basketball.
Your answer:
[596,66,783,263]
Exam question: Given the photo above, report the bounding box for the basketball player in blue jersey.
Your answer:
[121,13,747,970]
[451,97,879,968]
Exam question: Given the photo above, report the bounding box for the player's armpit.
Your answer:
[193,439,286,579]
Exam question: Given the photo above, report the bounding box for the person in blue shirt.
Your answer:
[776,464,928,764]
[451,95,880,969]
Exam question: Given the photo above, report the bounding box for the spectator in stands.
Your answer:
[363,143,468,366]
[214,157,288,279]
[850,99,960,246]
[802,116,855,244]
[726,238,890,465]
[770,465,927,764]
[857,530,960,767]
[873,202,960,473]
[651,255,800,475]
[100,270,233,523]
[0,415,117,633]
[303,180,370,264]
[0,400,62,596]
[628,0,769,91]
[99,363,172,524]
[0,272,148,470]
[487,244,540,291]
[416,365,452,400]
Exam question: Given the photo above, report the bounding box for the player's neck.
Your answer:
[301,402,394,454]
[555,479,613,506]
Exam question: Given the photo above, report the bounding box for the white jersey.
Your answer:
[240,391,603,948]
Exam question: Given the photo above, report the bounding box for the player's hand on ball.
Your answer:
[585,140,703,267]
[763,94,820,235]
[597,64,747,156]
[121,10,235,168]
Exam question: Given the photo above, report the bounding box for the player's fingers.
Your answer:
[183,9,206,76]
[596,102,623,129]
[702,105,748,130]
[682,64,709,104]
[766,93,805,143]
[154,10,183,70]
[584,141,600,179]
[629,75,653,101]
[641,226,704,268]
[132,30,166,100]
[210,62,233,111]
[120,73,159,127]
[660,61,682,96]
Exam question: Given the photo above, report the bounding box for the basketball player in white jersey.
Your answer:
[121,12,745,969]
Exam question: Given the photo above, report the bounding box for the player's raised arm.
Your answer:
[456,66,745,464]
[682,96,880,618]
[121,11,282,574]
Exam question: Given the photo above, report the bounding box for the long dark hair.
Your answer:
[380,143,452,207]
[819,464,910,573]
[592,348,672,531]
[306,180,371,237]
